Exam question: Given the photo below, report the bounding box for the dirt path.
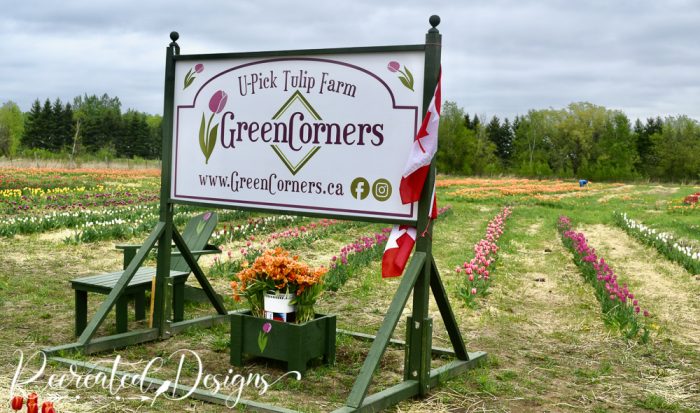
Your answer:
[581,224,700,351]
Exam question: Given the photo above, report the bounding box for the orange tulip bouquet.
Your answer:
[230,248,327,323]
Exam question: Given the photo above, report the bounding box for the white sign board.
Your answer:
[171,49,425,222]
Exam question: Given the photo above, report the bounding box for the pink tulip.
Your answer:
[195,63,204,73]
[209,90,228,114]
[387,61,401,73]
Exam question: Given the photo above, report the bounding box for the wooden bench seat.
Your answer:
[72,267,189,336]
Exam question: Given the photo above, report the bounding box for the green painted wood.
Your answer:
[332,381,419,413]
[335,329,455,357]
[72,267,189,336]
[230,312,335,377]
[169,212,218,272]
[419,317,433,396]
[163,278,173,336]
[49,356,300,413]
[172,227,227,315]
[77,222,164,346]
[45,328,160,356]
[430,257,468,360]
[428,352,487,387]
[403,315,412,381]
[74,290,87,336]
[154,36,178,337]
[171,313,231,334]
[345,252,425,408]
[405,16,442,399]
[116,295,129,333]
[174,44,425,63]
[134,292,146,321]
[230,311,244,367]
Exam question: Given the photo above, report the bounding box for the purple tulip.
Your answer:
[262,322,272,334]
[387,61,401,73]
[194,63,204,73]
[209,90,228,113]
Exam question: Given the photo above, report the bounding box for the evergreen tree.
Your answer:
[22,99,43,149]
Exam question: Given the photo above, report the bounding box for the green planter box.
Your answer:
[230,311,336,376]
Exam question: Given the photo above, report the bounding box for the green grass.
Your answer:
[1,179,699,412]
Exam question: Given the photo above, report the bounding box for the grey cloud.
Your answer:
[1,0,698,122]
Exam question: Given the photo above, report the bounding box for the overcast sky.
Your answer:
[2,0,699,122]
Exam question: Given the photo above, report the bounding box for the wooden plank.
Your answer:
[171,314,231,334]
[48,357,299,413]
[428,352,487,387]
[335,328,455,356]
[172,227,227,315]
[44,328,160,356]
[345,252,425,409]
[77,223,165,346]
[332,381,419,413]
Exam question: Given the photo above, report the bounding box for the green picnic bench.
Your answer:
[71,212,221,336]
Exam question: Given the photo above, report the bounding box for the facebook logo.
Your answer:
[350,177,370,200]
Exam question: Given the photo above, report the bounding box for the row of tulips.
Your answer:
[9,393,56,412]
[210,219,360,279]
[325,228,392,291]
[66,208,251,244]
[1,186,159,214]
[210,215,300,245]
[456,206,513,307]
[558,216,650,343]
[613,212,699,275]
[0,204,154,237]
[325,206,453,291]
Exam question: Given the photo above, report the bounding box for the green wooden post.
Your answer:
[152,32,179,337]
[406,14,442,397]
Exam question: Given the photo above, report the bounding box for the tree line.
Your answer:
[437,101,700,182]
[1,96,698,181]
[0,94,162,160]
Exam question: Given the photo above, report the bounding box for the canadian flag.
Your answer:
[399,70,441,204]
[381,225,417,278]
[382,72,441,278]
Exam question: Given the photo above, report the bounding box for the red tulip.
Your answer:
[27,402,38,413]
[41,401,54,413]
[10,395,23,410]
[27,394,38,405]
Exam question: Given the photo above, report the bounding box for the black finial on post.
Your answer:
[169,31,180,55]
[429,15,440,33]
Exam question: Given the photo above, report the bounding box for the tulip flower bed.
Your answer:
[325,206,453,290]
[558,216,650,342]
[325,228,392,291]
[209,219,360,279]
[455,206,512,307]
[613,212,700,275]
[210,215,301,245]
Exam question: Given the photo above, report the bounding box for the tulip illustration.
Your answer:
[10,395,23,411]
[27,402,38,413]
[387,60,414,91]
[183,63,204,89]
[199,90,228,164]
[258,322,272,352]
[26,394,38,406]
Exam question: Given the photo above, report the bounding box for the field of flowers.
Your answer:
[1,167,699,413]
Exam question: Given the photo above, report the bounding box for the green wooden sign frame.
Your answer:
[44,15,486,412]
